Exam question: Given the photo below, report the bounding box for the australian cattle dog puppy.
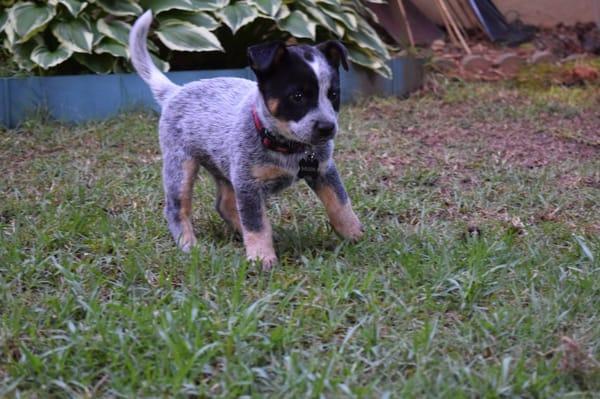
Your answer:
[129,11,363,269]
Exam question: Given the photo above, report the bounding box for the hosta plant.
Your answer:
[0,0,392,77]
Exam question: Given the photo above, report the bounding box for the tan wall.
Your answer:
[412,0,600,27]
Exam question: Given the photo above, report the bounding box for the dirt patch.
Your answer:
[352,89,600,174]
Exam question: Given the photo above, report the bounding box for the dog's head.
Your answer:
[248,40,348,145]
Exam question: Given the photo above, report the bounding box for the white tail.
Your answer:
[129,10,179,106]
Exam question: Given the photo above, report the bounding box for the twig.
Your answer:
[396,0,415,48]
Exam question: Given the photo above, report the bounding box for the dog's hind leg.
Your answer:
[163,155,199,252]
[215,179,242,233]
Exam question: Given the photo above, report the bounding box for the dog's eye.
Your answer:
[328,89,339,101]
[289,91,304,103]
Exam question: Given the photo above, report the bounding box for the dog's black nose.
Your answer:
[316,121,335,137]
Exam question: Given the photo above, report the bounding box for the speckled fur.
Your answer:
[129,11,363,269]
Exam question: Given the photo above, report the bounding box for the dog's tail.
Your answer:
[129,10,179,106]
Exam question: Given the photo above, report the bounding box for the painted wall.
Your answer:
[413,0,600,27]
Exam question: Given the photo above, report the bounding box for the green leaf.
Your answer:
[150,52,170,72]
[73,53,116,74]
[347,46,382,69]
[141,0,227,14]
[52,18,94,53]
[142,0,196,14]
[299,4,343,37]
[189,0,229,11]
[97,19,131,46]
[321,6,357,30]
[347,45,391,78]
[248,0,281,17]
[277,10,315,40]
[316,0,341,7]
[274,4,290,20]
[0,9,8,33]
[217,3,259,34]
[348,23,389,57]
[54,0,87,17]
[155,21,223,52]
[157,10,219,30]
[9,36,41,70]
[30,43,73,69]
[95,37,128,58]
[94,0,142,16]
[3,21,17,46]
[9,2,56,43]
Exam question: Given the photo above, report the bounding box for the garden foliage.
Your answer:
[0,0,392,77]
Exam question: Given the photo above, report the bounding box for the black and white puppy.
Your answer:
[129,11,363,269]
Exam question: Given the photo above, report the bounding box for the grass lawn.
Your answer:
[1,73,599,397]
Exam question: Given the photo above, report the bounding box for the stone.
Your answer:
[562,53,589,63]
[494,52,525,74]
[461,54,492,73]
[431,56,457,72]
[431,39,445,52]
[530,50,557,64]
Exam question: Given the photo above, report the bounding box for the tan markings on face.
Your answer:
[267,98,280,115]
[217,182,241,232]
[251,164,291,181]
[315,185,363,241]
[179,159,199,248]
[242,207,277,269]
[273,119,297,141]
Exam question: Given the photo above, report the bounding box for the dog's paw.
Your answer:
[333,213,364,242]
[178,235,198,253]
[260,255,278,271]
[247,253,278,271]
[339,221,364,242]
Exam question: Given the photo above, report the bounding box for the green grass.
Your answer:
[1,78,599,397]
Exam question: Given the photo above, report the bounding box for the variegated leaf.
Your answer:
[95,0,142,16]
[217,3,259,34]
[150,52,170,72]
[141,0,196,14]
[55,0,87,17]
[248,0,281,17]
[9,36,41,70]
[52,18,94,53]
[31,43,73,69]
[97,19,131,45]
[74,53,116,74]
[300,5,343,37]
[95,37,129,58]
[277,10,315,40]
[157,10,219,30]
[321,6,357,30]
[155,21,223,52]
[0,9,8,33]
[141,0,227,14]
[347,46,391,78]
[9,2,56,43]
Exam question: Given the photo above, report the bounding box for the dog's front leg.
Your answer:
[307,163,364,241]
[234,182,277,270]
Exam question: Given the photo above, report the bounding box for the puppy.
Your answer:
[129,11,363,269]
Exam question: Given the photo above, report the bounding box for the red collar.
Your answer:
[252,108,306,154]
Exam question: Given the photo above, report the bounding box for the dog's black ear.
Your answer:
[317,40,349,71]
[247,41,287,74]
